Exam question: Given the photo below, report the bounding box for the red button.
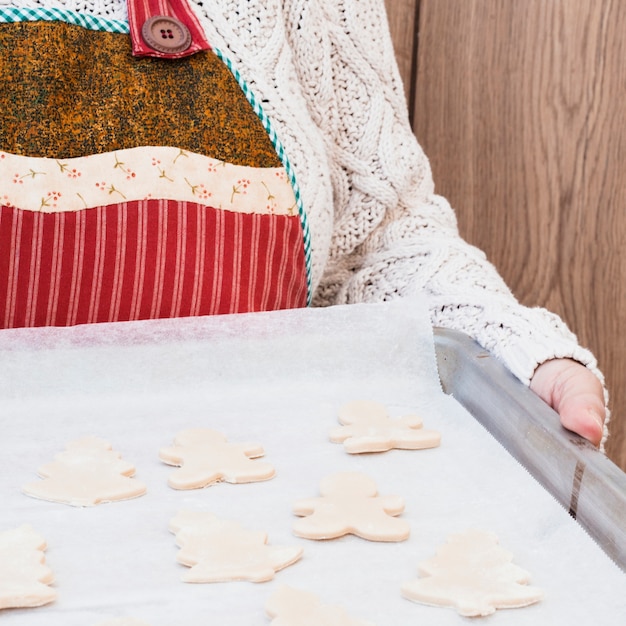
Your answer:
[141,16,192,54]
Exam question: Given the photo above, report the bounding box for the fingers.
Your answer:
[529,358,606,447]
[557,392,605,447]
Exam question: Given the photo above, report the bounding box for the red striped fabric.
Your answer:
[0,201,308,328]
[127,0,211,59]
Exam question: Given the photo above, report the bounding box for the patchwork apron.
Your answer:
[0,2,311,328]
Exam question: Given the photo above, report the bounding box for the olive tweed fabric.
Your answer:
[0,21,280,166]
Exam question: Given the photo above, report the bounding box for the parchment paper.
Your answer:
[1,299,624,625]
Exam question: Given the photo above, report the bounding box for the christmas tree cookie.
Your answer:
[0,525,56,610]
[169,510,302,582]
[401,529,543,616]
[22,437,146,506]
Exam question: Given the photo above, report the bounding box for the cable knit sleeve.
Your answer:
[285,0,607,407]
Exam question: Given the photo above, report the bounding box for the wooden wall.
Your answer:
[384,0,419,107]
[385,0,626,470]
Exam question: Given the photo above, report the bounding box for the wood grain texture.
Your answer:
[413,0,626,469]
[384,0,419,107]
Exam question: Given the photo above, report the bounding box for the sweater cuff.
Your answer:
[486,309,610,449]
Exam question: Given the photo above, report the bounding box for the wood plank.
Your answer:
[384,0,419,107]
[414,0,626,469]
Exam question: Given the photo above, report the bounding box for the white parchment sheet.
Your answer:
[1,300,624,625]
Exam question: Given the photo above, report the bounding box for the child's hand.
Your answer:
[530,358,606,446]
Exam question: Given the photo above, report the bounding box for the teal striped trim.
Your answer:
[215,47,313,305]
[0,6,129,33]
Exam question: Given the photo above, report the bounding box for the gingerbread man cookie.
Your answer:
[401,529,543,616]
[330,400,441,453]
[292,471,410,541]
[0,525,56,610]
[266,585,376,626]
[159,428,275,489]
[22,437,146,507]
[169,510,303,582]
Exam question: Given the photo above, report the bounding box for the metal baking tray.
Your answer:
[433,327,626,572]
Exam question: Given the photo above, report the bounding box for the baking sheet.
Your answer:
[1,300,624,625]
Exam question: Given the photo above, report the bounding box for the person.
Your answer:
[0,0,607,447]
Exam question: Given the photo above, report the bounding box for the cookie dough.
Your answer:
[330,400,441,453]
[401,529,543,616]
[95,620,152,626]
[159,428,275,489]
[0,525,56,610]
[22,437,147,507]
[169,510,302,582]
[292,471,410,541]
[266,585,376,626]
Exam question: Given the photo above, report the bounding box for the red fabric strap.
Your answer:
[127,0,211,59]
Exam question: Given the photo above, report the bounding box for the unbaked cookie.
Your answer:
[22,437,146,507]
[292,471,410,541]
[95,620,152,626]
[169,510,302,582]
[401,529,543,616]
[266,585,376,625]
[0,525,56,610]
[159,428,275,489]
[330,400,441,453]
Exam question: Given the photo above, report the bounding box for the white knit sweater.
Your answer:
[2,0,608,413]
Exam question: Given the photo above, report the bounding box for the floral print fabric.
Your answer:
[2,148,296,216]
